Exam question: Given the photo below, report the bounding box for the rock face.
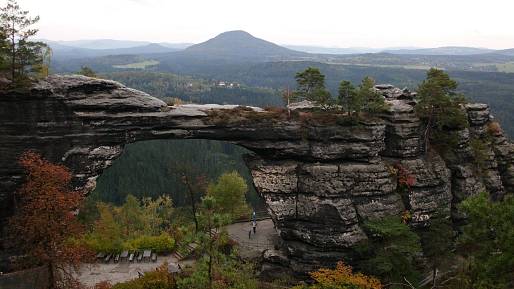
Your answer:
[1,75,513,273]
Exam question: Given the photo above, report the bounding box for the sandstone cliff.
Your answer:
[0,75,512,273]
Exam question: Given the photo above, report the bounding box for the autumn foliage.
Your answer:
[7,151,93,288]
[293,261,383,289]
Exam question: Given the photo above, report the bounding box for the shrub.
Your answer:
[292,261,383,289]
[112,263,174,289]
[124,232,175,253]
[486,121,502,136]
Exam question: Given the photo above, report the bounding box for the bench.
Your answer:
[143,250,152,262]
[120,250,129,262]
[151,253,157,262]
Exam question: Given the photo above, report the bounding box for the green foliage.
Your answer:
[112,263,175,289]
[360,216,422,284]
[92,139,262,210]
[415,68,468,151]
[123,233,175,253]
[78,65,97,77]
[420,214,455,287]
[102,71,283,107]
[469,137,489,175]
[82,195,175,253]
[293,67,333,107]
[358,77,387,113]
[207,171,250,220]
[337,80,358,114]
[455,193,514,289]
[337,77,386,116]
[0,0,50,84]
[84,203,124,253]
[176,254,257,289]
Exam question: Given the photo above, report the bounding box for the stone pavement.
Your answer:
[225,219,279,259]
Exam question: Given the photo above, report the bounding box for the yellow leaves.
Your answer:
[306,261,383,289]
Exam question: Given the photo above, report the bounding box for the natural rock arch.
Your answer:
[1,75,513,273]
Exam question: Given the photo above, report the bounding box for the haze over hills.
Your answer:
[48,42,180,59]
[383,46,495,55]
[43,39,192,50]
[43,31,514,59]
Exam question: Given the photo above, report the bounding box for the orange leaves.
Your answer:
[392,163,415,192]
[308,261,383,289]
[8,151,93,269]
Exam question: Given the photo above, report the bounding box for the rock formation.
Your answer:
[1,75,513,274]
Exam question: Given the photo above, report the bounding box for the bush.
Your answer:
[293,261,383,289]
[112,263,175,289]
[123,232,176,253]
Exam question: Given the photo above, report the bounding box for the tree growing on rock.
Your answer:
[78,66,97,77]
[337,80,358,115]
[338,77,387,117]
[0,0,51,85]
[415,68,468,153]
[293,67,333,108]
[7,151,93,289]
[358,76,387,114]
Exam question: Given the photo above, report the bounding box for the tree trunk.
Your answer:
[183,174,199,233]
[10,19,15,81]
[432,266,437,288]
[48,262,55,289]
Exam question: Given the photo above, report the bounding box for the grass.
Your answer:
[495,62,514,73]
[113,60,159,69]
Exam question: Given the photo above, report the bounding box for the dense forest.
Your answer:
[92,139,265,210]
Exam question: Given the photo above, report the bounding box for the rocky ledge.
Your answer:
[1,75,513,274]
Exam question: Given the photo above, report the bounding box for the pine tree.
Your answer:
[293,67,332,108]
[337,80,357,114]
[358,76,387,114]
[416,68,468,152]
[0,0,51,85]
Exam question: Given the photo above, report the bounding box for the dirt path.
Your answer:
[76,254,180,287]
[225,219,279,258]
[76,219,278,286]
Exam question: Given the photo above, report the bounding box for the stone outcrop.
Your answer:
[1,75,513,274]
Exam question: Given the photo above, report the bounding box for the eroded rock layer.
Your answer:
[1,75,513,274]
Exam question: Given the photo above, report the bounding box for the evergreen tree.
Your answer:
[337,80,357,114]
[454,193,514,289]
[420,215,455,288]
[416,68,468,152]
[0,0,50,85]
[293,67,332,108]
[358,76,387,113]
[360,216,422,284]
[78,65,97,77]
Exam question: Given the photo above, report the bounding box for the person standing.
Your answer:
[252,220,257,234]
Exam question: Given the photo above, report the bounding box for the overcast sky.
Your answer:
[17,0,514,49]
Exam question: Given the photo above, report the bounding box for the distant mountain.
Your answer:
[48,42,180,59]
[49,39,152,50]
[494,48,514,56]
[178,30,308,61]
[384,46,495,55]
